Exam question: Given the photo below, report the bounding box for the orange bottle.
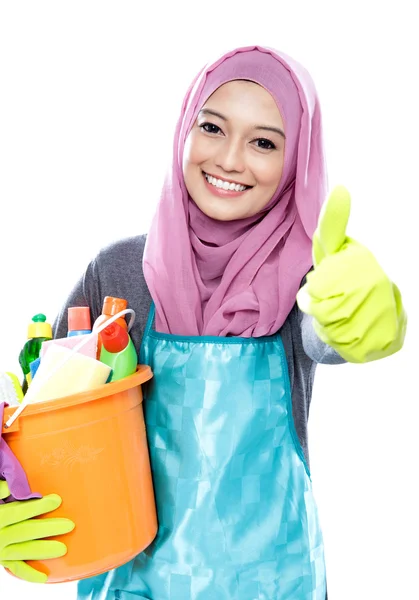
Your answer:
[93,296,128,358]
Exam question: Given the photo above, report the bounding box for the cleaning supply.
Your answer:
[5,307,136,430]
[0,480,75,584]
[41,332,98,360]
[1,364,156,583]
[99,322,137,382]
[0,403,41,503]
[296,186,407,362]
[0,373,24,406]
[29,358,41,380]
[67,306,92,337]
[19,314,52,393]
[24,345,112,404]
[93,296,128,358]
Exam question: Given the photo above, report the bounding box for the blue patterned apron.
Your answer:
[78,306,326,599]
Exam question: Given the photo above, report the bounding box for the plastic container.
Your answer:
[67,307,92,337]
[99,322,137,382]
[93,297,128,358]
[19,314,53,392]
[1,365,157,583]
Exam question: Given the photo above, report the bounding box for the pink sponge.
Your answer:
[40,333,98,360]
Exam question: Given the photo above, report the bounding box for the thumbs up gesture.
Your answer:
[297,186,407,363]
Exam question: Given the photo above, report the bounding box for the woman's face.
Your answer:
[183,80,286,221]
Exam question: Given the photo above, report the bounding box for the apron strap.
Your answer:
[144,302,156,338]
[139,302,155,366]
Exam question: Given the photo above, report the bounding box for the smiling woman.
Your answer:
[183,80,287,221]
[0,2,415,595]
[0,39,409,600]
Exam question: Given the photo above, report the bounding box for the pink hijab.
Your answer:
[143,46,327,337]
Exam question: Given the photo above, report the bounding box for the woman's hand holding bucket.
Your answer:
[0,480,75,583]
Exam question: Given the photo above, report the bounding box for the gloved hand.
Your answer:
[297,186,407,363]
[0,479,75,583]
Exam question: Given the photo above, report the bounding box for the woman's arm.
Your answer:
[53,260,102,339]
[296,267,346,365]
[300,310,346,365]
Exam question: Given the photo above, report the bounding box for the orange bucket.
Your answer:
[1,365,157,583]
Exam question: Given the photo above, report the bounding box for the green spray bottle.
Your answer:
[99,322,137,382]
[19,313,53,393]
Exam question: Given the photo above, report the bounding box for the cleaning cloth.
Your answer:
[0,402,41,504]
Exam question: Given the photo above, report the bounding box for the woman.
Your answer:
[0,45,406,599]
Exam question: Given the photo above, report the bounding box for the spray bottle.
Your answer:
[99,322,137,382]
[93,297,128,358]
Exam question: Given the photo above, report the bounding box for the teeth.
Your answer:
[204,173,247,192]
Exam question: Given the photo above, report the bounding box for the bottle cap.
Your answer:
[100,322,129,353]
[68,307,92,332]
[27,314,53,339]
[102,296,128,317]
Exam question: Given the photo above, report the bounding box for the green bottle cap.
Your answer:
[33,313,46,323]
[27,313,53,339]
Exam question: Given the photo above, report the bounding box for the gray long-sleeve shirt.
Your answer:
[53,234,345,467]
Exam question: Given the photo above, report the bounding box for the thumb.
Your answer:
[313,185,351,266]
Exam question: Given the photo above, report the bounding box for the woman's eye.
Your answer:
[254,138,276,150]
[200,122,221,135]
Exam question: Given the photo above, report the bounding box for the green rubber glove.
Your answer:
[0,480,75,583]
[297,186,407,363]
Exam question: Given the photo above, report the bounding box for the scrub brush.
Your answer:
[0,372,24,406]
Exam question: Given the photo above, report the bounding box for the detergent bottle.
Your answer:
[19,313,53,393]
[68,306,92,337]
[93,297,128,358]
[99,322,137,382]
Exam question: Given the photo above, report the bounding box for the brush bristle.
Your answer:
[6,372,24,402]
[0,373,22,406]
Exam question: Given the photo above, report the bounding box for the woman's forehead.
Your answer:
[200,80,285,129]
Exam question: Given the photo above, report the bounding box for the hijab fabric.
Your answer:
[143,46,327,337]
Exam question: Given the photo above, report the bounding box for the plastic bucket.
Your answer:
[1,365,157,583]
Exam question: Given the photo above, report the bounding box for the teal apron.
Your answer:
[78,306,326,599]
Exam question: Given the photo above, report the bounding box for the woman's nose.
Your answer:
[215,139,245,174]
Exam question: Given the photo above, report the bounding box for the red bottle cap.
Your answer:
[68,307,92,332]
[100,322,129,353]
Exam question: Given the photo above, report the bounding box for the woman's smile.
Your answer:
[202,170,252,198]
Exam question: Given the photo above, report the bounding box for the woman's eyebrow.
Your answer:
[199,108,286,140]
[254,125,286,140]
[199,108,227,121]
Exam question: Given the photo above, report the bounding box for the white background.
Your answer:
[0,1,417,598]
